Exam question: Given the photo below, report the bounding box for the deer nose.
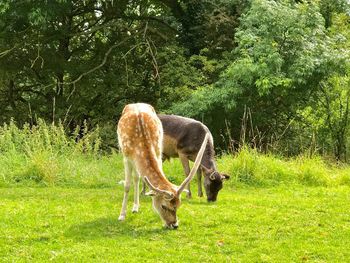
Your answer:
[166,221,178,229]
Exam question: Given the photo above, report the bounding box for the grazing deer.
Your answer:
[150,114,230,202]
[117,103,208,229]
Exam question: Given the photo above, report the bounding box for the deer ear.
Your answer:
[221,174,230,180]
[162,191,175,200]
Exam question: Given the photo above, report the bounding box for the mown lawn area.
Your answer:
[1,184,349,262]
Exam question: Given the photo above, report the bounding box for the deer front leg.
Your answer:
[197,169,203,197]
[119,158,132,221]
[179,153,191,198]
[132,171,140,213]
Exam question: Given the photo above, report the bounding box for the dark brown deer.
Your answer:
[143,114,230,202]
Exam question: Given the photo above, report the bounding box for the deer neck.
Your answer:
[198,141,216,171]
[201,158,216,171]
[136,156,174,192]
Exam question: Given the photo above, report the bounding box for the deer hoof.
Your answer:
[132,204,139,213]
[118,215,126,221]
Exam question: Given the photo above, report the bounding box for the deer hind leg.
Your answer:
[132,170,140,213]
[179,153,191,198]
[141,180,147,195]
[197,169,203,197]
[119,158,133,221]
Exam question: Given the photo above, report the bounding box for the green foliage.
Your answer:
[0,121,349,261]
[288,11,350,160]
[0,119,115,186]
[225,147,292,185]
[223,0,338,102]
[319,0,350,27]
[1,120,350,188]
[0,0,350,160]
[0,119,101,156]
[295,75,350,160]
[171,0,350,156]
[174,0,335,110]
[220,146,350,187]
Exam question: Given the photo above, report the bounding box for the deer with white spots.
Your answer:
[117,103,208,229]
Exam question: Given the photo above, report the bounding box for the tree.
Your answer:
[171,0,347,152]
[297,13,350,161]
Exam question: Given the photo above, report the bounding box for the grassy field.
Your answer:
[1,121,350,261]
[1,183,350,262]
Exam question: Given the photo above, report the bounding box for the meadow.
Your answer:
[0,121,350,262]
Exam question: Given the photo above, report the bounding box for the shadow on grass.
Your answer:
[65,216,170,241]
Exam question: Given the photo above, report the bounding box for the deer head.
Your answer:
[144,133,210,229]
[201,166,230,202]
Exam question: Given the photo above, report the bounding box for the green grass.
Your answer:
[1,184,349,262]
[219,147,350,187]
[1,121,350,261]
[1,120,350,188]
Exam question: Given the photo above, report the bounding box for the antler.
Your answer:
[176,133,209,196]
[144,176,174,198]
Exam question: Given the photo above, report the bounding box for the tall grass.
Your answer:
[0,119,101,156]
[219,147,350,187]
[0,119,122,187]
[0,121,349,188]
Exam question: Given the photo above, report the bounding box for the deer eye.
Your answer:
[161,205,174,212]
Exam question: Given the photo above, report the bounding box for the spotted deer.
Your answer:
[117,103,208,229]
[142,114,230,202]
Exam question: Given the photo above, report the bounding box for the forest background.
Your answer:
[1,0,350,161]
